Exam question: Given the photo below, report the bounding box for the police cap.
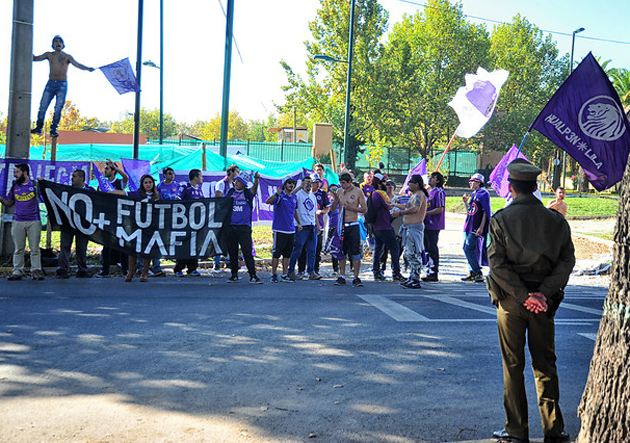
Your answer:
[507,159,541,182]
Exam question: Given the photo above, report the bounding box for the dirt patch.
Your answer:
[572,235,613,261]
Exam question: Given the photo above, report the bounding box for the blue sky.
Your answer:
[1,0,628,125]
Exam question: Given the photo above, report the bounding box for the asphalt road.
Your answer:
[0,264,606,442]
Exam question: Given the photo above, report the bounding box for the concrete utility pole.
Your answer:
[1,0,34,257]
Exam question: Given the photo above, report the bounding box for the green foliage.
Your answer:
[484,15,566,164]
[278,0,389,169]
[370,0,490,159]
[107,108,179,139]
[199,111,250,141]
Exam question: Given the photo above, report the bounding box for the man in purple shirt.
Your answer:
[266,177,297,283]
[174,169,205,277]
[462,173,491,282]
[370,173,403,282]
[157,167,181,200]
[0,163,44,280]
[225,171,262,284]
[423,172,446,282]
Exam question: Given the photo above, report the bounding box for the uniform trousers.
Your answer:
[497,297,564,440]
[59,230,89,273]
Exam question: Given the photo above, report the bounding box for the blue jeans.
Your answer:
[372,229,401,276]
[463,232,481,274]
[289,226,317,273]
[36,80,67,130]
[136,257,162,273]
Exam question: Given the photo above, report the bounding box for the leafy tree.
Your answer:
[107,108,178,138]
[248,114,281,142]
[369,0,490,160]
[485,15,566,168]
[279,0,389,170]
[0,113,7,145]
[56,101,99,131]
[608,67,630,111]
[200,111,250,141]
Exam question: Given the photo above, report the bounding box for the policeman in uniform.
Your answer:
[487,160,574,443]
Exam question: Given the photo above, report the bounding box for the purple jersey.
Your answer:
[271,191,297,233]
[180,183,205,200]
[313,189,330,227]
[6,180,40,222]
[463,187,491,233]
[229,189,252,226]
[361,183,374,198]
[425,186,446,231]
[157,180,181,200]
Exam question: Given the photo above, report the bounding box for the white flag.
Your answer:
[448,67,509,138]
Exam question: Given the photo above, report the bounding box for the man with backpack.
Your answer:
[225,171,262,284]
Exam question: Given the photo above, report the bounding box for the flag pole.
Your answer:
[515,130,531,157]
[435,127,459,171]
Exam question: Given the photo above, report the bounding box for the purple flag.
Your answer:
[399,160,427,195]
[99,58,140,95]
[121,158,150,192]
[531,52,630,191]
[93,163,114,192]
[488,145,530,198]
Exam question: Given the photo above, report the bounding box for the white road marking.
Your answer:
[357,294,429,321]
[578,333,598,341]
[421,294,497,315]
[560,302,603,316]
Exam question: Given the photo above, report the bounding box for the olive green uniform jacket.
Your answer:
[487,193,575,304]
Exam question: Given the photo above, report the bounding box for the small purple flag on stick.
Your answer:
[531,52,630,191]
[121,158,150,192]
[93,163,114,192]
[488,145,530,198]
[399,159,427,195]
[99,58,140,95]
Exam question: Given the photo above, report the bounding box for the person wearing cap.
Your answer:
[370,173,404,282]
[287,176,321,281]
[487,160,574,443]
[461,172,491,282]
[423,172,446,282]
[225,171,262,284]
[32,36,95,137]
[173,169,205,277]
[266,178,298,283]
[297,173,329,276]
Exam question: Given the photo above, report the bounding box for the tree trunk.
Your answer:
[579,166,590,193]
[577,160,630,442]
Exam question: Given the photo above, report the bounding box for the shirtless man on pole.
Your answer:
[331,172,367,287]
[390,175,428,289]
[31,35,95,137]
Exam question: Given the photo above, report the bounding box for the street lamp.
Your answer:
[143,60,163,144]
[313,0,356,167]
[562,26,585,188]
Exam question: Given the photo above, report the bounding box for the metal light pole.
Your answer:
[143,60,162,143]
[562,26,585,188]
[313,0,356,167]
[219,0,235,169]
[159,0,163,145]
[133,0,144,159]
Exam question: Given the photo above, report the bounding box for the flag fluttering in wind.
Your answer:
[92,163,114,192]
[399,159,427,195]
[488,145,530,198]
[531,52,630,191]
[121,158,151,192]
[448,68,509,138]
[99,58,140,95]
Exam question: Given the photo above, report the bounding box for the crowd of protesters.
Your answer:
[0,159,512,288]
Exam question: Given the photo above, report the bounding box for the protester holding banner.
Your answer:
[56,170,95,279]
[226,172,262,284]
[111,175,160,282]
[96,159,129,278]
[0,163,45,281]
[461,173,491,283]
[173,169,205,277]
[214,164,240,198]
[422,172,446,282]
[266,177,298,283]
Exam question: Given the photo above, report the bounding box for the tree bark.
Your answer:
[577,160,630,442]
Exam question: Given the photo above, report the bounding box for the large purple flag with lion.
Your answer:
[531,52,630,191]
